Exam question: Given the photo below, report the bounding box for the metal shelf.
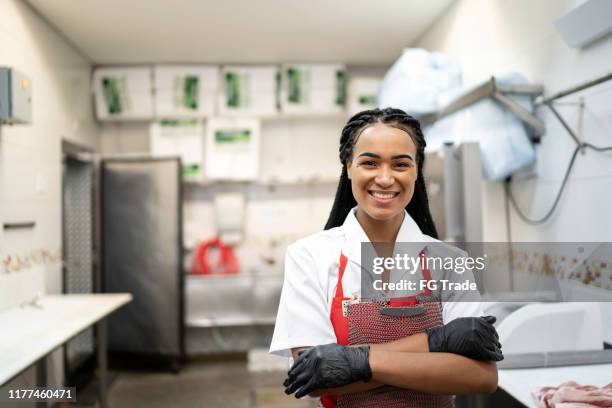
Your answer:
[182,176,339,187]
[420,76,545,137]
[186,316,276,328]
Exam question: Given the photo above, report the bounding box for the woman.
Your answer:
[270,108,502,407]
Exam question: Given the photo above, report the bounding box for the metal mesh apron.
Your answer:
[319,251,455,408]
[336,300,455,408]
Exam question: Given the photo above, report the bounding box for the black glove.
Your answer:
[283,343,371,398]
[427,315,503,361]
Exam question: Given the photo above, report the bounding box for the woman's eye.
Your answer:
[395,162,412,169]
[361,160,376,167]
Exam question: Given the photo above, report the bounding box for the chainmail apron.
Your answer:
[337,300,454,408]
[320,251,454,408]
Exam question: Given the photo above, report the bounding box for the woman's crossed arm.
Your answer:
[287,317,502,398]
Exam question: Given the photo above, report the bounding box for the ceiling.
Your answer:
[27,0,454,66]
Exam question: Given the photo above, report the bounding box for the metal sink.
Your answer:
[186,273,283,328]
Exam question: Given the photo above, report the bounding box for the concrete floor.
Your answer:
[61,359,522,408]
[66,360,314,408]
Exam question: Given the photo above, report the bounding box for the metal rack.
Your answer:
[535,71,612,106]
[420,72,612,143]
[420,76,545,138]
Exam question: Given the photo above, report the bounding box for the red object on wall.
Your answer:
[190,237,239,275]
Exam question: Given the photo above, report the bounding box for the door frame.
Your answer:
[61,139,96,386]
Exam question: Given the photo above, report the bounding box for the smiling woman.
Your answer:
[324,108,439,240]
[347,123,418,235]
[269,108,502,408]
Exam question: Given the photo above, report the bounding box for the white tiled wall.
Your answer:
[0,0,98,392]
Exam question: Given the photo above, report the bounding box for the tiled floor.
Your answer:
[68,360,314,408]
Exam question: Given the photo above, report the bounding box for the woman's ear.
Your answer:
[346,162,352,180]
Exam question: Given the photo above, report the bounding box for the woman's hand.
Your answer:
[283,344,372,398]
[427,315,503,361]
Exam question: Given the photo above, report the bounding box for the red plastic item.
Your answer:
[190,237,239,275]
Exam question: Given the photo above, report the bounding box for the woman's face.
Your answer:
[347,123,418,222]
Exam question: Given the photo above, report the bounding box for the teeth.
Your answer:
[371,192,396,199]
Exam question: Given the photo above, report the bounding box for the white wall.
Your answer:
[415,0,612,242]
[0,0,98,391]
[414,0,612,341]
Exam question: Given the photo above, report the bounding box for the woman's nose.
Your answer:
[375,166,394,186]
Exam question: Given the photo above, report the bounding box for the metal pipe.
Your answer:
[545,102,581,145]
[536,71,612,105]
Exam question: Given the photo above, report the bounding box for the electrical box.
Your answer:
[0,67,32,124]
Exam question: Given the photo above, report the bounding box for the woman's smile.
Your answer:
[368,189,401,204]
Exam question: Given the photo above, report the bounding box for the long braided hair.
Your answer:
[324,107,439,239]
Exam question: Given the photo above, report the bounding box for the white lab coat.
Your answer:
[269,207,483,357]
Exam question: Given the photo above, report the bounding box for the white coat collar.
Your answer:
[341,206,429,266]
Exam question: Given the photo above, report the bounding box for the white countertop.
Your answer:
[499,363,612,407]
[0,294,132,385]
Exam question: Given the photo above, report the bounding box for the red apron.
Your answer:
[319,250,454,408]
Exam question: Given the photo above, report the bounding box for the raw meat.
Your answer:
[532,381,612,408]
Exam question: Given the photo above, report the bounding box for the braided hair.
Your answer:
[324,107,439,239]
